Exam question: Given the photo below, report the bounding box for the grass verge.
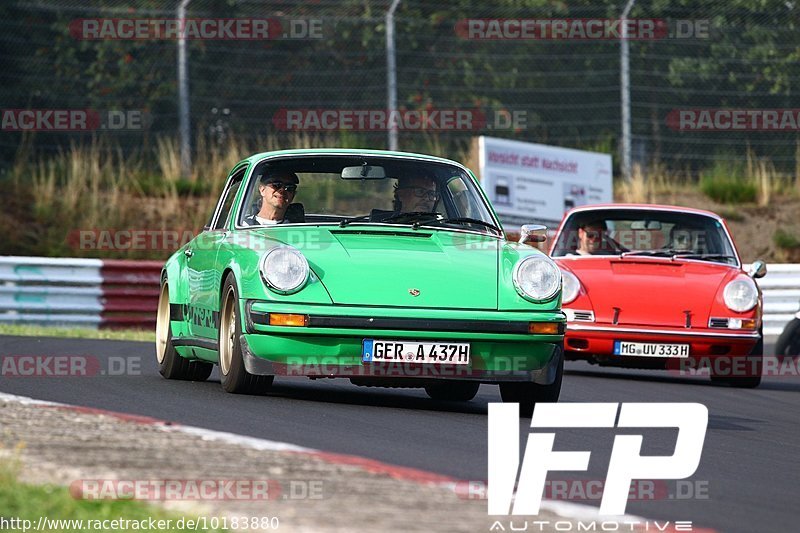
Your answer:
[0,459,225,533]
[0,324,153,342]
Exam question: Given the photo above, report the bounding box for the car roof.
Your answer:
[238,148,466,168]
[563,203,724,221]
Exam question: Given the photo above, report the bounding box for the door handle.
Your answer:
[184,248,194,258]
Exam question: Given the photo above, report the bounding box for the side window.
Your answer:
[212,168,246,230]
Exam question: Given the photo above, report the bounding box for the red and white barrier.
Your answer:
[0,256,161,329]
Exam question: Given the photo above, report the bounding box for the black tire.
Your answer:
[218,273,274,394]
[424,381,480,401]
[155,280,213,381]
[710,329,762,388]
[499,352,563,418]
[775,318,800,358]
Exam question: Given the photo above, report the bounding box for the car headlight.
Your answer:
[512,255,561,302]
[561,269,581,304]
[260,246,309,294]
[723,278,758,312]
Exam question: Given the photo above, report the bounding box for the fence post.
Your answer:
[177,0,193,178]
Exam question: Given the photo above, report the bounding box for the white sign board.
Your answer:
[478,136,612,226]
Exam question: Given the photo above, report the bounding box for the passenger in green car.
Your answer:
[244,170,300,225]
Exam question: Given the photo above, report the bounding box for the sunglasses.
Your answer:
[266,182,298,193]
[395,186,437,200]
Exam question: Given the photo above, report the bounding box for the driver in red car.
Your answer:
[573,220,607,255]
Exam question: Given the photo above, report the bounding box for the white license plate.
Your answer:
[362,340,470,365]
[614,341,689,358]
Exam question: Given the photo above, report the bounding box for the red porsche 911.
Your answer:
[549,204,766,387]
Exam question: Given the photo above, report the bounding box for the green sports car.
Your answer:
[156,149,565,413]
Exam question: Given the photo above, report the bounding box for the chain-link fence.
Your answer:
[2,0,799,179]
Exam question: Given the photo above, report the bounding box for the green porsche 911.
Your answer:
[156,149,565,413]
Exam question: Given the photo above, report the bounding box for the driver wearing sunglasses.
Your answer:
[573,220,607,255]
[244,170,300,225]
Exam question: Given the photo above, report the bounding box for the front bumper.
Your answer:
[240,299,565,384]
[564,323,759,358]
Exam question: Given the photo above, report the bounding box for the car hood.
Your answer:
[559,257,736,327]
[265,226,501,309]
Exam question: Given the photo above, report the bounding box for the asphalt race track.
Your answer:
[1,335,798,533]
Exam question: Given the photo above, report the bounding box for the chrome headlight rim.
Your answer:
[512,255,562,303]
[259,245,310,295]
[560,269,581,305]
[722,278,758,313]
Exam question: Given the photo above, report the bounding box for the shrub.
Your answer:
[700,175,757,204]
[773,229,800,250]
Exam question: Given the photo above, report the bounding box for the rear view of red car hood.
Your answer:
[562,257,734,328]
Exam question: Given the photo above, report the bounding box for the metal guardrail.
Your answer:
[0,256,161,329]
[0,256,798,334]
[757,264,800,336]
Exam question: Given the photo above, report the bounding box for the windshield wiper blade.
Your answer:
[413,216,502,233]
[620,249,678,258]
[671,253,736,261]
[338,214,370,227]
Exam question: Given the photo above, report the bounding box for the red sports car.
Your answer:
[548,204,766,387]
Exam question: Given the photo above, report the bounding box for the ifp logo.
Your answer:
[488,402,708,515]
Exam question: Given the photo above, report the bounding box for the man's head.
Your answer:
[669,225,695,252]
[394,175,438,212]
[577,220,607,255]
[258,170,299,218]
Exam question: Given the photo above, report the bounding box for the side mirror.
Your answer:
[748,260,767,279]
[519,224,548,245]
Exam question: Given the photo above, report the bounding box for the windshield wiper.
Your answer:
[338,215,370,227]
[412,216,502,233]
[620,249,679,258]
[621,250,737,262]
[379,211,441,224]
[671,253,736,262]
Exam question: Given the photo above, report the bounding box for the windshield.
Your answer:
[235,155,501,235]
[551,209,738,266]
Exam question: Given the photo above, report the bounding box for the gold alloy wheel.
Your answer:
[155,283,170,364]
[219,285,236,376]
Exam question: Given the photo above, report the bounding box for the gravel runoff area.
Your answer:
[0,393,600,533]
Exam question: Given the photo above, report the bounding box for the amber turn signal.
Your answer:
[268,313,309,327]
[528,322,561,335]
